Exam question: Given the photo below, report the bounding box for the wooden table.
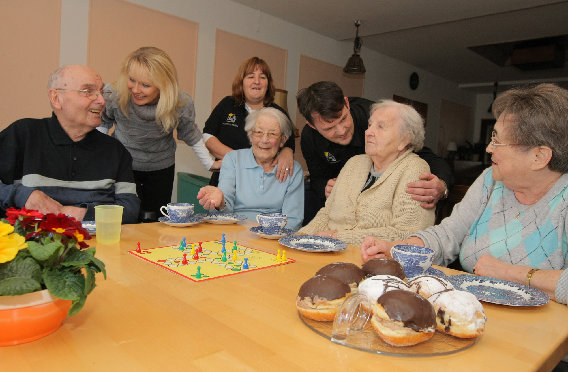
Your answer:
[3,221,568,371]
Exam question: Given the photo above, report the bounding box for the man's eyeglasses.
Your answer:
[251,130,281,140]
[490,130,518,148]
[55,88,107,101]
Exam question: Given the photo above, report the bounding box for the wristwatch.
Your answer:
[441,181,449,200]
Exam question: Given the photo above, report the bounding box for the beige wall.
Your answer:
[0,1,61,129]
[87,0,198,96]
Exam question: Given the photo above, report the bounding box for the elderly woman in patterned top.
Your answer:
[361,83,568,305]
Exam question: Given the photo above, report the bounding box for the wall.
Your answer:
[3,0,478,201]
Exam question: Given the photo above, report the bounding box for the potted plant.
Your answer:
[0,208,106,345]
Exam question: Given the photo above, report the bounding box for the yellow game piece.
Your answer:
[190,244,195,255]
[282,250,286,261]
[232,250,237,262]
[276,249,281,261]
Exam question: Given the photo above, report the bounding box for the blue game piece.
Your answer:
[243,257,249,270]
[182,237,186,247]
[221,233,226,244]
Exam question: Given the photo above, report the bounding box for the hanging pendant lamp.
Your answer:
[343,20,366,74]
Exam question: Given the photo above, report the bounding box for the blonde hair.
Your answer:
[114,47,186,133]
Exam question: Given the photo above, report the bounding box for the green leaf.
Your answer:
[60,247,92,267]
[89,256,107,278]
[0,254,42,283]
[68,295,87,317]
[0,277,42,295]
[43,268,84,301]
[27,240,63,263]
[84,267,96,295]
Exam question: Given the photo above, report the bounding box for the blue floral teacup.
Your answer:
[160,203,194,223]
[256,213,287,235]
[391,244,434,278]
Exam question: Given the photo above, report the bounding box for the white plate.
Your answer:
[158,216,203,227]
[195,212,247,224]
[249,225,293,239]
[278,235,347,252]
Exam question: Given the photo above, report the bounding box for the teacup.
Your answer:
[391,244,434,278]
[160,203,194,223]
[256,213,287,235]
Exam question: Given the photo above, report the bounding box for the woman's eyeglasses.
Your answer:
[490,130,518,148]
[251,130,281,140]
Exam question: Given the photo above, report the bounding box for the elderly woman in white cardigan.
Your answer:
[299,99,435,245]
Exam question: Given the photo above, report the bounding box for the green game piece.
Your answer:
[233,241,238,251]
[222,250,227,262]
[195,266,202,279]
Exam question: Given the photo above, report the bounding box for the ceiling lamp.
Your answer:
[343,20,366,75]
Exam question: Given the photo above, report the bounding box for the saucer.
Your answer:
[82,221,96,235]
[158,216,202,227]
[195,212,247,224]
[249,225,293,239]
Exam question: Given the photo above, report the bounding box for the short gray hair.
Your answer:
[369,99,425,151]
[47,65,68,90]
[492,83,568,173]
[245,107,293,140]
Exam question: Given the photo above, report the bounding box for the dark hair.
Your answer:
[492,83,568,173]
[232,57,275,105]
[296,81,346,124]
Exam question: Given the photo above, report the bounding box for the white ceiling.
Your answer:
[229,0,568,93]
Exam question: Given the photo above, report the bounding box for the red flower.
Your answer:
[5,207,43,225]
[39,213,91,247]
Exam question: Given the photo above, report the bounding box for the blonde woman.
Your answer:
[100,47,218,221]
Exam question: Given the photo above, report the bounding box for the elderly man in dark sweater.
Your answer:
[298,81,453,223]
[0,65,139,223]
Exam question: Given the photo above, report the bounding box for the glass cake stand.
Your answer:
[299,293,477,357]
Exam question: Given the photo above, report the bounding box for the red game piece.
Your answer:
[193,251,199,260]
[198,242,203,253]
[182,253,188,265]
[136,242,141,253]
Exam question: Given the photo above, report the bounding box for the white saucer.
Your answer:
[249,225,293,239]
[158,216,202,227]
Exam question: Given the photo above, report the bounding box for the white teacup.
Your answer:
[160,203,194,223]
[256,213,287,235]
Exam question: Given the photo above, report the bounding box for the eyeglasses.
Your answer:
[55,88,107,101]
[490,130,518,148]
[251,130,281,140]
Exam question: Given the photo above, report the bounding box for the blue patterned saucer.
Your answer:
[158,216,202,227]
[195,212,246,224]
[448,274,549,306]
[82,221,96,235]
[249,225,293,239]
[278,235,347,252]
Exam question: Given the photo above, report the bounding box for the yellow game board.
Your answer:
[128,239,294,282]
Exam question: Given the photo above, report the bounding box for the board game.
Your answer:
[128,234,295,282]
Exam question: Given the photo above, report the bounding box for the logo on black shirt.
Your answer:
[324,152,338,163]
[225,113,236,123]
